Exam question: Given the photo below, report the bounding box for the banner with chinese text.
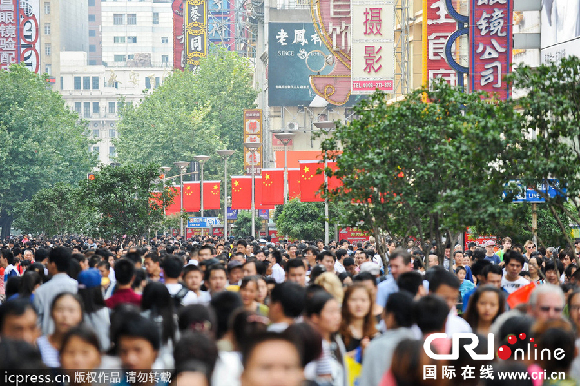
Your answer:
[172,0,185,70]
[351,0,395,94]
[0,0,40,73]
[243,109,263,175]
[469,0,513,99]
[185,0,207,70]
[422,0,459,86]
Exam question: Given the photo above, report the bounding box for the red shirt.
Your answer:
[105,288,142,309]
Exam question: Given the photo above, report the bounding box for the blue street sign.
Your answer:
[227,207,238,220]
[505,180,566,203]
[187,217,221,228]
[259,209,269,220]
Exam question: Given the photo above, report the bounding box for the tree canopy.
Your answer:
[0,65,96,238]
[274,199,338,241]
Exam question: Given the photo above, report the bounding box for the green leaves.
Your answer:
[274,199,338,241]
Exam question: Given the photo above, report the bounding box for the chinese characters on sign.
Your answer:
[185,0,207,70]
[423,365,495,381]
[172,0,185,70]
[0,0,40,73]
[470,0,512,99]
[351,0,395,94]
[423,0,459,86]
[243,109,263,175]
[0,0,17,70]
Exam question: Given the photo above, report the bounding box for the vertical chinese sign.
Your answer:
[0,0,18,71]
[422,0,458,86]
[1,0,40,73]
[351,0,395,94]
[172,0,185,70]
[244,109,263,175]
[470,0,512,99]
[185,0,207,71]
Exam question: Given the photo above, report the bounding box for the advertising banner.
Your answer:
[172,0,185,70]
[243,109,263,175]
[227,207,238,220]
[350,0,395,94]
[422,0,459,86]
[187,217,221,228]
[339,227,370,243]
[469,0,513,100]
[0,0,40,73]
[185,0,207,69]
[540,0,580,63]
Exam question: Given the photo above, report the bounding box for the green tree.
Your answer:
[81,163,174,240]
[274,199,338,241]
[115,45,258,180]
[504,56,580,253]
[0,65,96,238]
[321,81,519,265]
[233,210,262,237]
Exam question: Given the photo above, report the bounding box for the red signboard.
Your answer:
[338,227,370,243]
[0,0,19,71]
[423,0,459,86]
[172,0,184,70]
[186,228,203,238]
[469,0,513,99]
[269,230,279,243]
[464,228,497,250]
[212,227,224,238]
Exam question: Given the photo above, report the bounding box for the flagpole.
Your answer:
[324,159,329,245]
[244,142,261,239]
[217,150,234,242]
[274,132,295,204]
[174,161,190,238]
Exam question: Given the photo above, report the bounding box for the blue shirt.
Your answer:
[376,276,398,307]
[484,254,501,265]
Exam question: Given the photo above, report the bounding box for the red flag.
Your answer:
[288,168,301,200]
[300,160,325,202]
[165,186,181,215]
[149,192,163,211]
[327,161,342,191]
[262,169,284,206]
[256,176,275,210]
[203,181,221,210]
[183,182,201,212]
[231,176,252,210]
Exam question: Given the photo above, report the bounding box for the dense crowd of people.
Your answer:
[0,235,579,386]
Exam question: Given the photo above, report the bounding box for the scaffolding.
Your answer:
[394,0,411,98]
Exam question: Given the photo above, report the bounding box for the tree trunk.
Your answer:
[0,216,13,240]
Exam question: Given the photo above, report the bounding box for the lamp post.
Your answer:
[274,132,295,204]
[244,142,261,239]
[217,150,234,241]
[193,155,210,218]
[313,121,336,245]
[173,161,190,237]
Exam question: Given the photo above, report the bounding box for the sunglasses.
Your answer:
[539,306,563,313]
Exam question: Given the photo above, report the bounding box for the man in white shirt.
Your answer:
[183,264,211,304]
[269,250,285,284]
[164,256,197,306]
[501,251,529,294]
[429,269,472,335]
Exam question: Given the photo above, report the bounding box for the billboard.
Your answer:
[243,109,263,175]
[351,0,395,94]
[0,0,40,73]
[185,0,207,70]
[540,0,580,63]
[422,0,460,86]
[469,0,513,99]
[172,0,185,70]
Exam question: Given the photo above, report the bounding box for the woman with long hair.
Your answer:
[77,268,111,351]
[18,270,41,301]
[528,257,545,284]
[59,325,102,384]
[141,281,176,369]
[338,283,378,355]
[463,285,505,335]
[239,276,268,316]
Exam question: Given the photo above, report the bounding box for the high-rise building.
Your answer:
[41,0,89,89]
[88,0,102,65]
[101,0,173,68]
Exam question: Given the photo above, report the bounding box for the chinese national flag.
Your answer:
[203,181,221,210]
[231,176,252,210]
[256,176,275,210]
[327,161,342,191]
[165,186,181,215]
[300,160,325,202]
[288,168,301,200]
[262,169,284,206]
[149,191,163,211]
[183,182,201,212]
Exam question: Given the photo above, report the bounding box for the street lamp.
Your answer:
[313,121,336,245]
[217,149,234,242]
[274,132,295,204]
[244,142,261,239]
[193,155,210,218]
[160,166,172,218]
[174,161,189,237]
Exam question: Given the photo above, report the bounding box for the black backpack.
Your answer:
[171,284,190,309]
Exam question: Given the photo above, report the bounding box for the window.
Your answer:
[45,43,51,56]
[155,77,160,88]
[162,55,169,64]
[127,36,137,43]
[44,64,51,75]
[161,37,168,44]
[89,44,96,52]
[44,23,50,35]
[127,54,134,60]
[92,77,99,89]
[93,102,100,114]
[74,77,81,90]
[153,12,159,24]
[83,76,90,90]
[108,102,116,114]
[114,55,126,62]
[92,129,100,137]
[127,14,136,25]
[88,14,96,22]
[92,146,99,155]
[89,60,97,65]
[113,14,124,25]
[109,146,116,157]
[114,36,125,43]
[88,0,95,5]
[84,102,91,118]
[109,129,116,138]
[145,77,151,89]
[89,29,96,37]
[60,77,63,90]
[44,2,50,14]
[75,102,82,114]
